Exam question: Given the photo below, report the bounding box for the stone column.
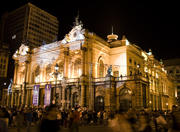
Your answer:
[61,78,67,109]
[23,60,29,106]
[63,47,69,78]
[135,78,143,109]
[13,60,19,84]
[17,92,20,106]
[80,47,87,107]
[14,93,17,106]
[11,92,14,107]
[105,75,116,111]
[80,77,86,107]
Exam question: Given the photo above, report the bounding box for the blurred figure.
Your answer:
[169,106,180,132]
[138,112,152,132]
[155,112,168,132]
[108,111,133,132]
[68,110,74,128]
[0,108,8,132]
[70,107,80,132]
[26,108,33,132]
[127,109,138,132]
[16,111,24,132]
[40,105,60,132]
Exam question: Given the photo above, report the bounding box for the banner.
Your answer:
[33,85,40,106]
[44,84,51,106]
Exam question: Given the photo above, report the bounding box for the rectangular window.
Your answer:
[113,71,119,77]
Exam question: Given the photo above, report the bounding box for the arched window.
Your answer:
[98,59,104,77]
[119,87,132,112]
[74,59,81,77]
[46,64,51,81]
[31,65,40,83]
[34,66,40,83]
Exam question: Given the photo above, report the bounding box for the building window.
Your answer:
[176,70,179,74]
[98,58,104,78]
[129,58,132,64]
[74,59,81,77]
[177,86,180,90]
[130,71,132,76]
[169,70,173,74]
[113,71,119,77]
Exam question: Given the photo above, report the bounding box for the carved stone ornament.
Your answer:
[13,44,29,57]
[62,17,85,44]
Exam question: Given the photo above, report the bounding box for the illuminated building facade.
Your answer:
[1,2,59,51]
[2,18,176,111]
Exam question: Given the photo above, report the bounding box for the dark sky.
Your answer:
[0,0,179,60]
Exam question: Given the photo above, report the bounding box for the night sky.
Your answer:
[0,0,179,60]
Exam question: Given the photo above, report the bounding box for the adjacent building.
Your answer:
[2,17,176,111]
[164,58,180,105]
[1,2,59,52]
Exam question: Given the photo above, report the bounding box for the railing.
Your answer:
[67,78,80,83]
[93,77,106,82]
[115,76,131,81]
[12,75,149,89]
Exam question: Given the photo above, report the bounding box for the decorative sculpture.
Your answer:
[107,65,112,75]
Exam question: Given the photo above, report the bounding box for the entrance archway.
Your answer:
[95,96,104,111]
[119,88,132,112]
[72,92,78,108]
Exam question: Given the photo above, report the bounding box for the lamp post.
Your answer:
[53,63,59,105]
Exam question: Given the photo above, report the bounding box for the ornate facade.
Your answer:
[2,18,176,111]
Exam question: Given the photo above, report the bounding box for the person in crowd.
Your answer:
[70,107,80,132]
[25,108,33,132]
[103,111,108,126]
[0,108,8,132]
[155,112,168,132]
[137,111,152,132]
[39,104,60,132]
[168,105,180,132]
[15,111,24,132]
[68,110,74,128]
[108,110,134,132]
[32,109,38,125]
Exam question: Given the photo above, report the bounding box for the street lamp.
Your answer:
[166,102,168,112]
[53,63,59,105]
[149,100,152,111]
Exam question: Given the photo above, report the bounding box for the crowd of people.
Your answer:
[0,104,180,132]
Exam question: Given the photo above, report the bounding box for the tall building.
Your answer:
[0,43,9,78]
[2,17,176,111]
[0,43,9,102]
[164,58,180,105]
[1,2,59,52]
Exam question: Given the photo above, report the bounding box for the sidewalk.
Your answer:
[8,125,112,132]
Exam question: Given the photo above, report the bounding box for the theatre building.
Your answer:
[2,18,177,111]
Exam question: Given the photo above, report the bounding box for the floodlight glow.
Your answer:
[126,39,130,45]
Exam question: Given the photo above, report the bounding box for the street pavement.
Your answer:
[8,125,112,132]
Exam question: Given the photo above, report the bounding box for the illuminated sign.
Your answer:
[33,85,40,106]
[44,84,51,106]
